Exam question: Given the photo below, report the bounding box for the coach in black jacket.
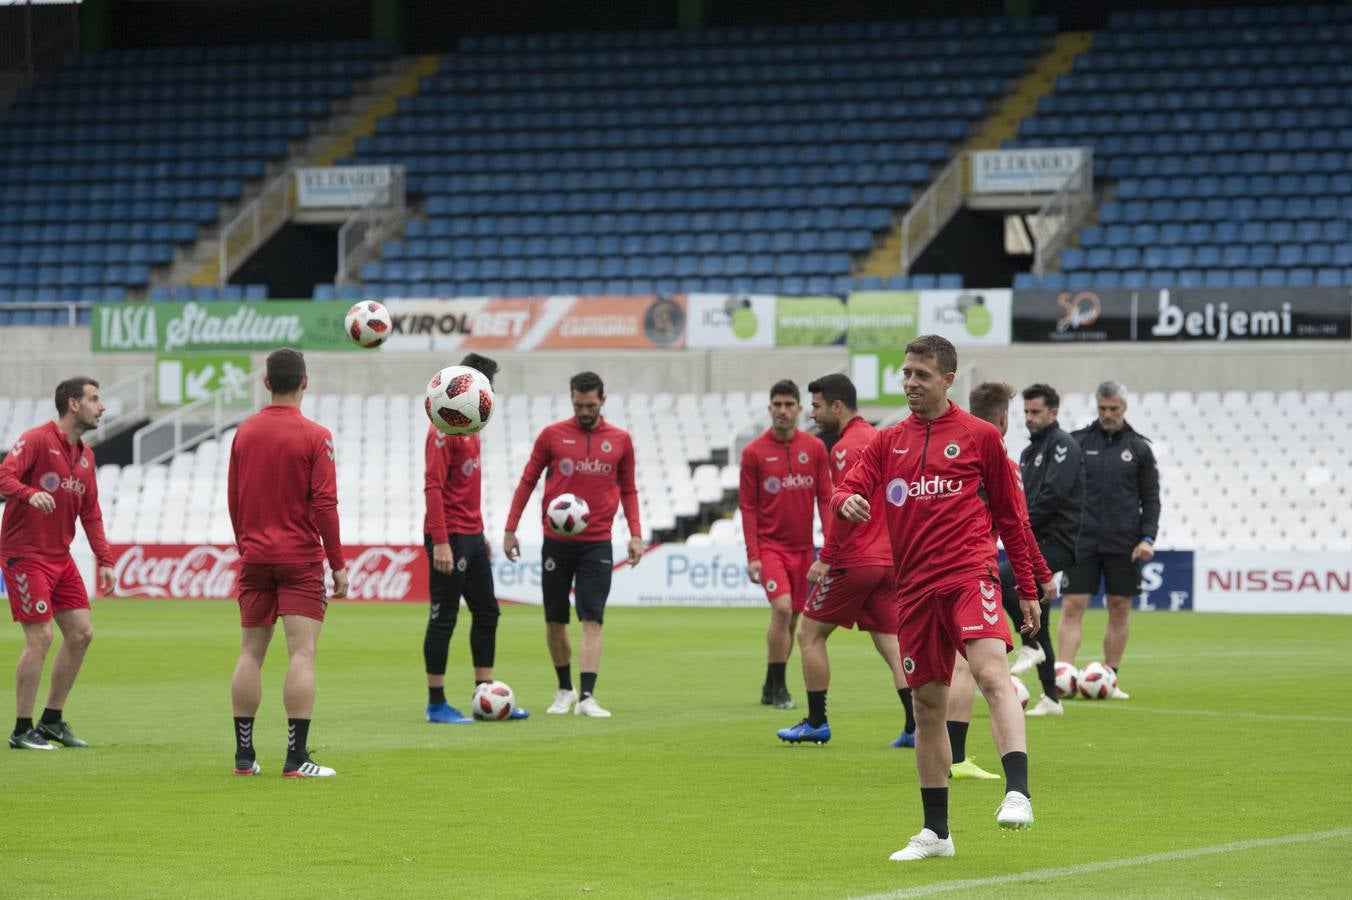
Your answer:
[1004,384,1085,715]
[1058,381,1160,700]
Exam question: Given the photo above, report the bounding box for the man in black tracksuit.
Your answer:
[1005,383,1084,716]
[1059,381,1160,700]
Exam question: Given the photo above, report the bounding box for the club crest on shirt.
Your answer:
[797,450,809,464]
[1121,449,1133,462]
[1034,453,1043,467]
[80,456,90,468]
[601,440,613,454]
[944,441,960,459]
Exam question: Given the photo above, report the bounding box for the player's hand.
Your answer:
[1130,540,1155,563]
[839,494,870,522]
[503,531,520,562]
[1019,597,1041,637]
[96,566,115,596]
[330,568,349,599]
[28,491,55,514]
[432,542,455,575]
[1039,579,1058,606]
[806,559,830,585]
[746,560,762,585]
[627,536,644,566]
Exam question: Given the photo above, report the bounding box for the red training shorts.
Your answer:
[4,556,88,623]
[804,564,898,634]
[238,562,327,627]
[896,576,1012,688]
[757,547,815,613]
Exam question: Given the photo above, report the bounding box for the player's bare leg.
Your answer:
[776,618,834,743]
[869,631,917,748]
[763,595,797,708]
[279,615,333,777]
[10,621,56,749]
[1057,593,1089,663]
[229,625,272,773]
[967,637,1033,828]
[573,620,610,717]
[888,678,957,859]
[44,608,93,712]
[545,622,577,713]
[1103,594,1131,698]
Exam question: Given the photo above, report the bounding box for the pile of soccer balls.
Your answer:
[1053,661,1119,700]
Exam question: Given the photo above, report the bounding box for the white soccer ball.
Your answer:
[1053,661,1079,700]
[345,300,392,348]
[1010,674,1030,709]
[472,681,515,721]
[1078,661,1117,700]
[425,365,495,436]
[546,492,590,537]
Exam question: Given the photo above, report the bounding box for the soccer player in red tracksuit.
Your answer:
[833,335,1054,862]
[227,349,348,778]
[1,377,114,751]
[943,382,1058,783]
[774,373,917,747]
[502,371,644,719]
[739,378,830,711]
[422,353,528,724]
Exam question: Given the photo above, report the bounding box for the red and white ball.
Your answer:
[345,300,392,348]
[472,681,516,721]
[425,365,495,436]
[1078,661,1118,700]
[1053,661,1079,699]
[546,492,590,537]
[1010,674,1030,709]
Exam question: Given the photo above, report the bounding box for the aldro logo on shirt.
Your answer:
[558,457,614,477]
[885,475,964,506]
[762,473,816,494]
[39,471,87,496]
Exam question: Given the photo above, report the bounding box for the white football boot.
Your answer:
[1110,685,1131,700]
[546,689,577,714]
[1026,694,1064,717]
[889,829,955,861]
[996,791,1034,829]
[1009,644,1046,676]
[573,695,612,718]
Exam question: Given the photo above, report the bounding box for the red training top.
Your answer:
[1006,456,1054,585]
[227,405,344,570]
[738,427,830,561]
[819,415,892,568]
[0,421,112,567]
[423,426,484,541]
[505,416,641,542]
[830,404,1038,601]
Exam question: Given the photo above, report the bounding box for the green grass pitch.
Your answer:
[2,601,1350,898]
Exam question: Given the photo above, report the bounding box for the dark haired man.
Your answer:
[423,353,527,724]
[227,348,348,777]
[1,377,114,750]
[504,371,644,718]
[739,379,830,710]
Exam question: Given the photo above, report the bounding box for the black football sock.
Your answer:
[763,664,774,693]
[1002,750,1030,798]
[40,708,62,725]
[1108,663,1120,675]
[233,716,255,757]
[286,718,310,763]
[474,679,490,687]
[947,720,970,765]
[428,686,446,706]
[769,662,788,690]
[555,664,573,691]
[806,690,828,727]
[898,688,916,733]
[920,787,950,840]
[580,671,598,699]
[14,717,33,735]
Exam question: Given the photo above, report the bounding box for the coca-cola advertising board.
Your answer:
[106,544,428,602]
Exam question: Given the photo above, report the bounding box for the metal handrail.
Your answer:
[132,367,267,466]
[1032,151,1095,277]
[218,168,296,285]
[89,369,152,446]
[899,152,969,276]
[335,165,406,286]
[0,300,87,325]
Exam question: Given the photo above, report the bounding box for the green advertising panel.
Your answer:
[775,296,847,346]
[93,301,358,353]
[156,354,253,406]
[849,347,910,406]
[846,291,920,349]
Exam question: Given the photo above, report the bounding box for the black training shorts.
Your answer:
[541,537,613,624]
[1064,550,1140,597]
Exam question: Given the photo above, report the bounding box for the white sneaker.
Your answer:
[1110,686,1131,700]
[889,828,955,861]
[996,791,1034,829]
[1009,644,1046,676]
[1026,694,1064,717]
[574,695,612,718]
[546,689,577,715]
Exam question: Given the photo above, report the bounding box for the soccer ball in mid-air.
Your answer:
[1053,662,1079,699]
[1010,674,1030,709]
[472,681,516,721]
[425,365,495,436]
[1078,661,1118,699]
[546,493,590,536]
[345,300,392,348]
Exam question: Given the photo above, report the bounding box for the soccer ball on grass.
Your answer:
[546,493,590,537]
[345,301,392,348]
[425,365,495,436]
[472,681,516,721]
[1053,661,1079,699]
[1078,661,1118,699]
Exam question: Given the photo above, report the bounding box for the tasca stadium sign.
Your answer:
[92,302,358,353]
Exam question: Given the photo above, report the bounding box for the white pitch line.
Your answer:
[1066,703,1352,724]
[854,828,1352,899]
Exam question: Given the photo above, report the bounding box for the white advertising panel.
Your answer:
[295,165,398,209]
[685,294,778,348]
[1194,551,1352,614]
[970,148,1089,194]
[917,289,1012,346]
